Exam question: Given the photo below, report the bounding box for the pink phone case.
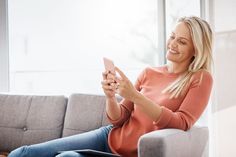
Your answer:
[103,57,115,73]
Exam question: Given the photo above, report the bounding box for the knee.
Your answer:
[56,151,85,157]
[8,146,28,157]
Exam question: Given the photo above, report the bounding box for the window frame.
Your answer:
[0,0,9,92]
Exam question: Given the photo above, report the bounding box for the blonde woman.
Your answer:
[9,16,213,157]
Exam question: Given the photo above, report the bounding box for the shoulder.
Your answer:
[136,66,167,84]
[190,69,213,87]
[142,65,167,76]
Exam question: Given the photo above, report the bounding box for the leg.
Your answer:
[8,125,112,157]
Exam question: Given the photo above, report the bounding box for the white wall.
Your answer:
[211,0,236,156]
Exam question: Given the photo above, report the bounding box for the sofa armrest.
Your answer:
[138,125,209,157]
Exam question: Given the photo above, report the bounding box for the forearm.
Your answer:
[133,92,162,122]
[106,97,121,120]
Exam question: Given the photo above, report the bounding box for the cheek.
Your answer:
[187,44,195,55]
[187,47,195,57]
[182,47,194,59]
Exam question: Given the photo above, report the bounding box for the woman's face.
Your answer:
[166,22,195,64]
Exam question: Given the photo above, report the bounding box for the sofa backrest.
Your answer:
[62,93,111,137]
[0,94,67,152]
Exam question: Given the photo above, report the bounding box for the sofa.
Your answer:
[0,93,209,157]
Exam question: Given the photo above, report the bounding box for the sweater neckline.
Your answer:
[162,65,186,77]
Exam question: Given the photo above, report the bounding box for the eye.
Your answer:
[170,35,175,40]
[178,40,186,45]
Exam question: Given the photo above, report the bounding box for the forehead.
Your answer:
[172,22,192,40]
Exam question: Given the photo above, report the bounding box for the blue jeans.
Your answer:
[8,125,113,157]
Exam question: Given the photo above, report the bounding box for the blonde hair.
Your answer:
[163,16,213,99]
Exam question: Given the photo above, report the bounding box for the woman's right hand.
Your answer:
[101,71,117,99]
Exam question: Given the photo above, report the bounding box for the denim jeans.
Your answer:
[8,125,113,157]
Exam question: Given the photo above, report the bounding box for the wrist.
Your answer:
[132,91,143,104]
[106,96,117,103]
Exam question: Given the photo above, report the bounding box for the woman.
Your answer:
[8,16,213,157]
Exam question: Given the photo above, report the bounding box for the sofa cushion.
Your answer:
[62,94,111,137]
[0,94,67,152]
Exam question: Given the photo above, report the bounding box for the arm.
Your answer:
[132,92,163,123]
[103,68,146,126]
[106,98,134,127]
[115,67,213,131]
[115,67,163,123]
[101,70,121,121]
[153,71,213,130]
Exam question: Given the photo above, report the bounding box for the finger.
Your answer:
[101,79,117,86]
[102,71,108,80]
[102,85,112,90]
[101,81,113,89]
[101,80,108,85]
[109,70,116,75]
[115,66,128,80]
[107,73,115,80]
[101,80,115,86]
[115,83,119,89]
[115,86,120,94]
[115,77,122,84]
[102,84,116,91]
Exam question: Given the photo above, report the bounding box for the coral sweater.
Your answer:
[107,66,213,157]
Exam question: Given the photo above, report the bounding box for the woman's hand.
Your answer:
[101,70,117,99]
[115,67,139,102]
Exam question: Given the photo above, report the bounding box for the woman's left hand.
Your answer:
[115,66,139,102]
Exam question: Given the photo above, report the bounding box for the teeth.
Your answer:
[169,49,178,54]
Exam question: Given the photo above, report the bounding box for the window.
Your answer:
[8,0,159,95]
[165,0,201,40]
[6,0,202,95]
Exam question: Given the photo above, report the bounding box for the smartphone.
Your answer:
[103,57,115,74]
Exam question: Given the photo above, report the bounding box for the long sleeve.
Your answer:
[108,66,214,157]
[107,68,147,126]
[154,70,213,131]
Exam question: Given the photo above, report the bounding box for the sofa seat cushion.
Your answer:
[0,94,67,152]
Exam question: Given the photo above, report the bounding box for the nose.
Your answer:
[169,39,177,48]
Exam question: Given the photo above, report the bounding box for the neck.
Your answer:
[167,62,189,74]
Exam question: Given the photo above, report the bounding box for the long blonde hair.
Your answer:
[163,16,213,99]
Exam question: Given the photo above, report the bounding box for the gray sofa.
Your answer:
[0,93,209,157]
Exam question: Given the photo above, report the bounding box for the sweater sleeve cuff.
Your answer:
[106,108,123,124]
[153,106,173,128]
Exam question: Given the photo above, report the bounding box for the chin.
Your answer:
[166,53,178,62]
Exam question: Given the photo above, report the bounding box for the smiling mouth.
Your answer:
[168,49,180,54]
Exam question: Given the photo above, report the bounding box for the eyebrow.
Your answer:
[171,32,190,41]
